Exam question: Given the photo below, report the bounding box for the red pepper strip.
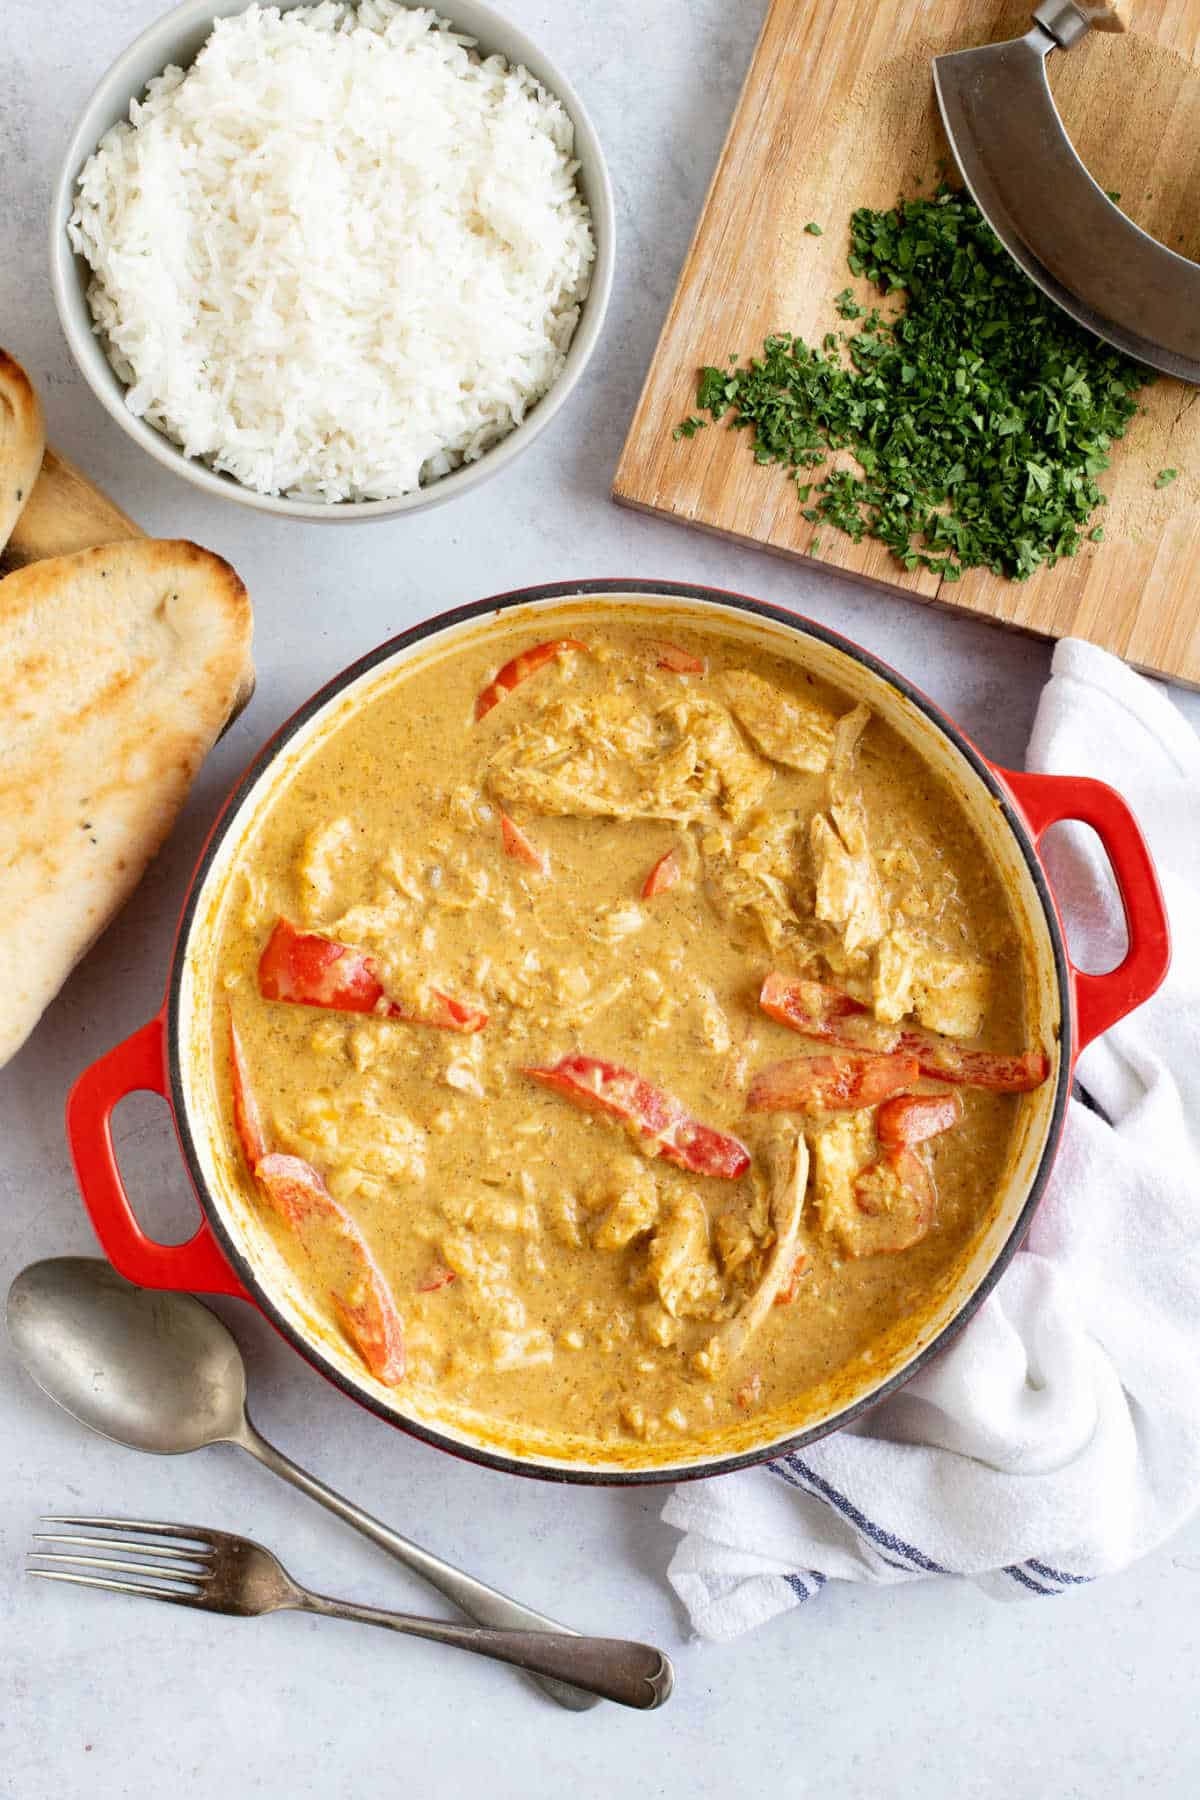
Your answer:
[902,1043,1050,1094]
[760,972,875,1036]
[653,642,706,674]
[474,638,587,721]
[524,1054,751,1180]
[228,1022,405,1384]
[229,1014,267,1170]
[254,1150,337,1230]
[417,1265,457,1293]
[773,1251,811,1306]
[848,1147,935,1256]
[260,917,379,1011]
[500,812,549,874]
[876,1091,962,1147]
[641,848,681,899]
[748,1052,919,1114]
[251,1157,406,1385]
[331,1288,407,1387]
[758,973,1050,1093]
[258,918,486,1034]
[427,991,489,1033]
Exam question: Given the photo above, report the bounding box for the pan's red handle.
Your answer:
[1001,770,1170,1052]
[66,1015,249,1299]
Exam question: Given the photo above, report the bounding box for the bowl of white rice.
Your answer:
[51,1,614,519]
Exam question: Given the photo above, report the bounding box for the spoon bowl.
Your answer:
[7,1257,246,1454]
[6,1256,608,1710]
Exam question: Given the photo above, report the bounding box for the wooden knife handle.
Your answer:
[1,445,142,571]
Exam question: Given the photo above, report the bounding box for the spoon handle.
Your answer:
[236,1415,600,1712]
[295,1588,672,1711]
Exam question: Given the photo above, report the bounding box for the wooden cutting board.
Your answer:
[613,0,1200,687]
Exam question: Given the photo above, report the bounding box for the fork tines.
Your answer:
[28,1517,216,1606]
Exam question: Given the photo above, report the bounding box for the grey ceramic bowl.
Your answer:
[50,0,615,523]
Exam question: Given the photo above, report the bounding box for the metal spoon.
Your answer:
[6,1257,635,1712]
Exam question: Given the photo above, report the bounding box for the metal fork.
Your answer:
[28,1518,673,1712]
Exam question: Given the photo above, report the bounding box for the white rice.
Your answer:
[68,2,595,502]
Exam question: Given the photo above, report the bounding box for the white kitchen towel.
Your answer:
[663,638,1200,1639]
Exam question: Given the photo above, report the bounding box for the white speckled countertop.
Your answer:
[2,3,1198,1793]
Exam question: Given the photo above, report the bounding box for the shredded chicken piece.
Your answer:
[440,1192,540,1237]
[694,980,733,1053]
[873,925,921,1024]
[548,1191,585,1249]
[721,670,838,772]
[639,1302,680,1347]
[808,1112,876,1248]
[880,842,938,921]
[911,951,991,1037]
[695,1134,809,1375]
[488,686,772,824]
[587,1157,661,1249]
[586,1152,662,1252]
[808,702,890,957]
[593,1187,659,1250]
[702,809,810,949]
[811,803,887,954]
[644,1191,726,1320]
[666,694,775,818]
[441,1230,526,1331]
[296,816,357,924]
[747,1167,772,1240]
[714,1211,761,1276]
[829,703,872,805]
[874,925,991,1036]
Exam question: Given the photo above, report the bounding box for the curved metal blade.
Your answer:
[934,27,1200,382]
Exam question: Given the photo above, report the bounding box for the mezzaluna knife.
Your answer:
[933,0,1200,382]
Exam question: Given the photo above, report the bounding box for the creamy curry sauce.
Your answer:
[209,615,1046,1459]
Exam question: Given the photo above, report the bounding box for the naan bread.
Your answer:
[0,540,254,1067]
[0,350,45,555]
[3,446,140,574]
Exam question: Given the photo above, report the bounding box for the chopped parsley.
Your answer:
[1155,467,1178,488]
[672,415,708,441]
[804,221,824,236]
[680,187,1152,580]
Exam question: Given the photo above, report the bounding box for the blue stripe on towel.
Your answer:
[778,1455,951,1575]
[1004,1564,1056,1596]
[784,1570,827,1602]
[1027,1558,1092,1588]
[769,1462,918,1576]
[767,1452,1089,1597]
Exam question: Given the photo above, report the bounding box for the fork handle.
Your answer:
[237,1417,599,1712]
[294,1591,673,1711]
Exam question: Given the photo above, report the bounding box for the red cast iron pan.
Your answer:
[65,581,1171,1483]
